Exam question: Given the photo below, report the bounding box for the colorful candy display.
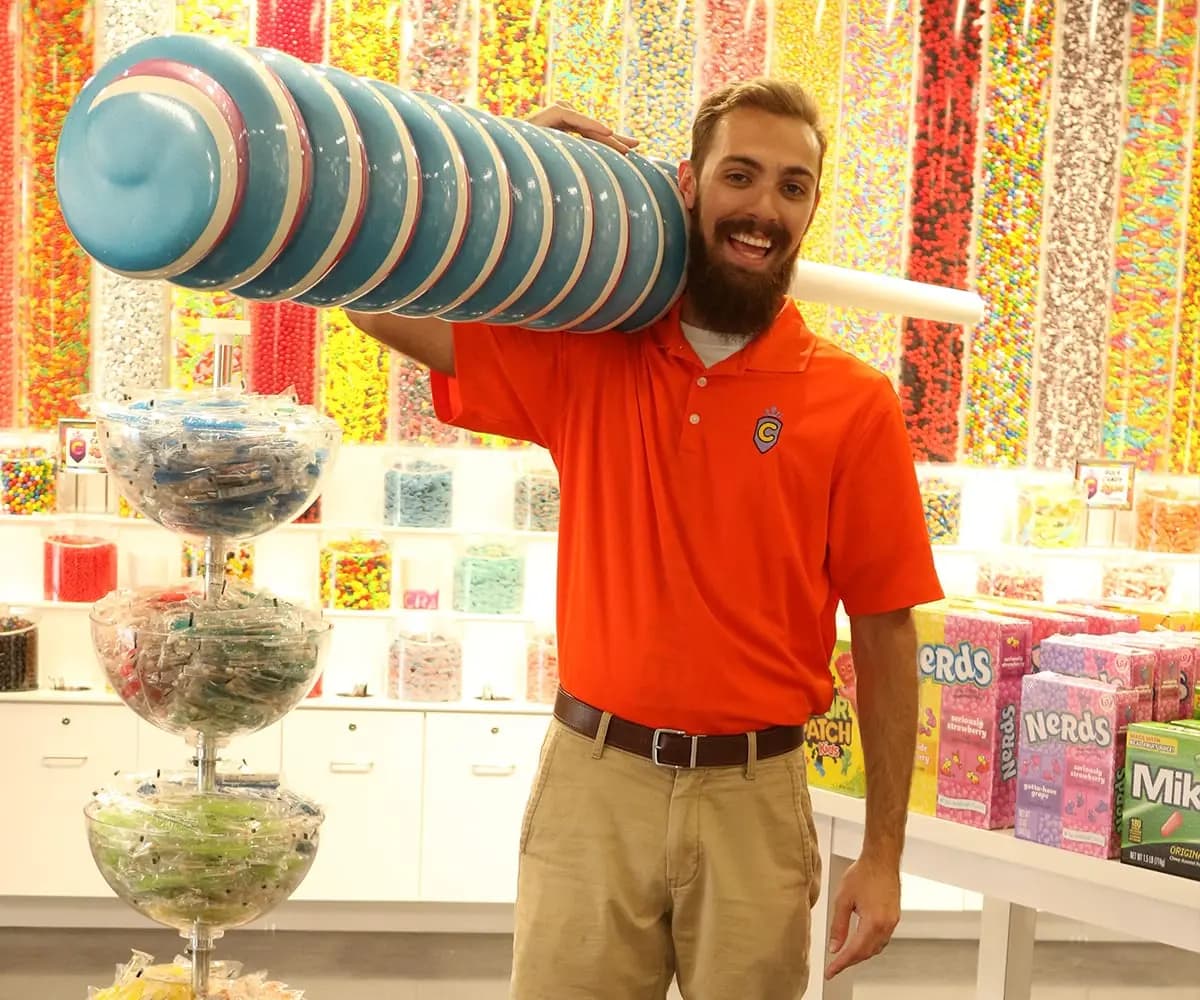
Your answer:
[181,541,256,586]
[919,476,961,545]
[623,0,696,161]
[827,0,914,378]
[1031,0,1126,470]
[321,309,389,442]
[388,629,463,701]
[319,537,392,610]
[453,542,524,614]
[170,290,247,391]
[962,0,1053,466]
[1135,486,1200,554]
[17,0,92,428]
[899,0,983,461]
[0,0,18,427]
[97,0,173,62]
[1171,81,1200,475]
[44,533,118,603]
[254,0,326,61]
[92,583,329,739]
[513,467,560,531]
[93,273,171,402]
[90,949,303,1000]
[976,561,1044,602]
[698,0,767,95]
[247,300,320,407]
[0,611,37,691]
[384,458,453,528]
[1014,481,1087,548]
[548,0,623,123]
[1104,0,1198,471]
[769,0,842,341]
[477,0,548,118]
[85,780,322,932]
[391,357,460,445]
[0,446,57,514]
[329,0,401,82]
[402,0,476,102]
[1101,560,1174,603]
[525,631,558,703]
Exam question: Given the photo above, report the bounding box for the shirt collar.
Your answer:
[652,297,816,373]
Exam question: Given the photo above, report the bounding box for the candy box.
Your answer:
[1053,602,1140,635]
[951,597,1087,669]
[1083,600,1199,633]
[1016,672,1149,858]
[1100,633,1189,723]
[1037,635,1154,719]
[1121,721,1200,881]
[911,605,1031,828]
[804,639,865,797]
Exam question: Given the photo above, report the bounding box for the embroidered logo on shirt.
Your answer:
[754,407,783,454]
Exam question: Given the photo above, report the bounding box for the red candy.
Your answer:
[254,0,326,62]
[698,0,767,94]
[900,0,983,462]
[44,534,118,603]
[0,0,17,427]
[247,302,320,405]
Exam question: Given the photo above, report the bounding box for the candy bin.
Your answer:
[514,463,560,532]
[182,541,255,586]
[453,540,525,615]
[977,559,1045,602]
[383,458,453,528]
[919,473,962,546]
[387,625,463,702]
[89,948,303,999]
[44,526,118,603]
[526,632,558,703]
[1101,559,1174,602]
[0,607,38,692]
[0,445,57,514]
[1015,480,1087,548]
[320,536,393,610]
[1136,486,1200,554]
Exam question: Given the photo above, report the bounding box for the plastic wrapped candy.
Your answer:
[387,629,462,702]
[0,608,38,691]
[1014,481,1086,548]
[1101,559,1174,602]
[91,584,329,742]
[85,775,322,933]
[88,950,304,999]
[453,542,525,615]
[919,475,961,546]
[383,459,452,528]
[91,389,340,541]
[0,445,57,514]
[45,532,118,602]
[319,537,392,610]
[526,633,558,704]
[1135,486,1200,554]
[513,466,560,532]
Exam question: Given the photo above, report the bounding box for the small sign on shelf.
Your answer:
[1074,458,1136,511]
[57,419,106,475]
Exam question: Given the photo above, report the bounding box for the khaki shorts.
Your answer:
[512,719,823,1000]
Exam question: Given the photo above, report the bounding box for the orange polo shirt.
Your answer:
[431,299,943,734]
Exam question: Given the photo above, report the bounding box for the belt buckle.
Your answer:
[652,728,699,769]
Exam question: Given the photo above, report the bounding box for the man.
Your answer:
[348,80,943,999]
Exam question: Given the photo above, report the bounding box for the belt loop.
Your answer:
[744,730,758,781]
[591,711,613,760]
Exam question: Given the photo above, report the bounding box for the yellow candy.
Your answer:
[320,309,390,443]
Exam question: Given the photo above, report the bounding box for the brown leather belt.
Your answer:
[553,689,805,769]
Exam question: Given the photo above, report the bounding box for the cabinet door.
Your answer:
[0,704,138,896]
[281,710,424,902]
[136,720,284,776]
[420,713,551,903]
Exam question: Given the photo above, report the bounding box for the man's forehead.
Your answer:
[708,108,822,173]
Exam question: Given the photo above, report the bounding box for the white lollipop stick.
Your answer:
[790,260,986,326]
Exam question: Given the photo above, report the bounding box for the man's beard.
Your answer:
[683,207,800,341]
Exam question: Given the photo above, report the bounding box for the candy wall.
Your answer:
[0,0,1197,475]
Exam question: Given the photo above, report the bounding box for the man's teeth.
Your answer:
[732,233,772,250]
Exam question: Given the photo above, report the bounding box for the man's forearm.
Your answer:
[849,609,918,866]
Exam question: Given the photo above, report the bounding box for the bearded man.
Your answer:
[347,79,943,999]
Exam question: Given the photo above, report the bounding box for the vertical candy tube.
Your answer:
[962,0,1055,466]
[91,0,175,403]
[478,0,549,118]
[402,0,477,103]
[1104,0,1198,470]
[0,0,17,427]
[769,0,844,341]
[698,0,767,96]
[249,0,326,407]
[548,0,624,123]
[321,0,402,443]
[827,0,916,379]
[623,0,696,163]
[899,0,983,462]
[170,0,251,392]
[1031,0,1128,470]
[1173,80,1200,475]
[17,0,93,429]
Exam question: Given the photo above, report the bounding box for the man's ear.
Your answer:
[678,160,698,211]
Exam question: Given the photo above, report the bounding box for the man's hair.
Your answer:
[689,78,829,178]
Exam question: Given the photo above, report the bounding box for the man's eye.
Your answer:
[726,172,749,184]
[783,184,808,198]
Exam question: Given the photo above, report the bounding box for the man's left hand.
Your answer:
[823,855,901,979]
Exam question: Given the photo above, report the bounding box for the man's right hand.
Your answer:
[526,102,639,156]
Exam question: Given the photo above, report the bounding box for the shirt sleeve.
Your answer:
[429,322,568,450]
[827,382,945,616]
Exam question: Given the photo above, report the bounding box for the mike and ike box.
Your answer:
[804,638,865,798]
[1122,720,1200,881]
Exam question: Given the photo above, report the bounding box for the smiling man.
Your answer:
[346,79,942,1000]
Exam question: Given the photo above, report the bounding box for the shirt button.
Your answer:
[689,413,701,425]
[696,376,708,387]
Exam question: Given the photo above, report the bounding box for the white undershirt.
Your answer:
[681,321,752,369]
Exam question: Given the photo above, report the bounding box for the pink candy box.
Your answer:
[1016,672,1151,858]
[954,599,1088,670]
[1037,635,1155,719]
[1104,633,1190,722]
[1053,602,1140,635]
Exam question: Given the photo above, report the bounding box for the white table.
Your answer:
[806,788,1200,999]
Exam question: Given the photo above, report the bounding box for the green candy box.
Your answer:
[1121,720,1200,882]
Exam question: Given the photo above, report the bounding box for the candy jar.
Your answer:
[383,457,453,528]
[1015,480,1087,548]
[1101,559,1174,603]
[319,536,393,610]
[1135,485,1200,555]
[513,461,560,532]
[43,522,118,602]
[0,443,57,515]
[453,540,525,615]
[977,558,1045,602]
[919,472,962,546]
[387,624,463,702]
[0,607,38,692]
[526,632,558,704]
[181,540,255,586]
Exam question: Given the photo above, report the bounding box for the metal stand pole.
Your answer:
[189,924,215,999]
